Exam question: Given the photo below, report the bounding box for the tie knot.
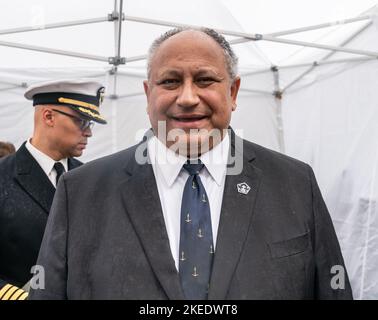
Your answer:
[54,162,65,175]
[183,161,204,176]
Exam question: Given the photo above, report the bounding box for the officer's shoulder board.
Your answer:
[0,280,28,300]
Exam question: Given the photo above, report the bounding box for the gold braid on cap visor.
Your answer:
[77,107,105,121]
[58,97,99,112]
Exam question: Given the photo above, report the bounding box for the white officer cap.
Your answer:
[24,79,107,124]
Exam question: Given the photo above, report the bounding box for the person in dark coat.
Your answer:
[0,79,107,299]
[30,29,352,300]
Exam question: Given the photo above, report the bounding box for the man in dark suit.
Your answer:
[0,79,107,299]
[30,28,352,300]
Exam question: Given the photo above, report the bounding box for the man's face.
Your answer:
[51,106,92,158]
[144,30,240,156]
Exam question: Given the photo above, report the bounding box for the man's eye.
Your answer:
[160,79,180,85]
[196,78,215,85]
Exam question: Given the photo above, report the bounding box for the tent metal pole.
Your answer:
[271,67,285,153]
[0,13,373,62]
[281,56,377,69]
[109,0,125,66]
[125,15,203,30]
[0,85,22,92]
[122,15,373,65]
[282,67,314,94]
[125,54,148,63]
[111,0,123,97]
[74,72,109,78]
[116,91,146,99]
[111,1,119,152]
[261,33,378,58]
[0,12,367,37]
[124,15,263,40]
[240,56,376,77]
[223,20,374,78]
[116,69,146,78]
[114,0,118,13]
[125,15,378,57]
[112,0,118,98]
[0,79,25,86]
[0,40,109,62]
[0,72,105,89]
[269,15,371,37]
[229,14,371,45]
[0,17,108,35]
[240,67,276,76]
[229,38,251,45]
[282,20,373,92]
[309,20,373,61]
[116,0,124,60]
[125,53,376,68]
[113,0,118,54]
[239,88,273,95]
[112,68,119,98]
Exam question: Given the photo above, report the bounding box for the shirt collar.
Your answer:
[200,133,229,186]
[25,138,68,176]
[148,136,188,187]
[148,132,229,187]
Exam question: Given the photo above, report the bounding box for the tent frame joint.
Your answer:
[270,65,279,72]
[108,11,125,22]
[108,56,126,66]
[109,67,117,75]
[109,94,119,100]
[273,90,283,100]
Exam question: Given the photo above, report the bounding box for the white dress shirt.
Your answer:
[148,133,229,271]
[25,139,68,188]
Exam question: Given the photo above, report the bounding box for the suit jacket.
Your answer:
[0,142,82,287]
[29,133,352,299]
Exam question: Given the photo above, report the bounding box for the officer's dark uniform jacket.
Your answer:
[0,142,82,297]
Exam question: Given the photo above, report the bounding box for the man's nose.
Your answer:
[177,81,200,108]
[83,127,92,137]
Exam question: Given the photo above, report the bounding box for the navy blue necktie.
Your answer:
[54,162,65,186]
[179,160,214,300]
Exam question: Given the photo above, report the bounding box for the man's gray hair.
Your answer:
[147,27,238,81]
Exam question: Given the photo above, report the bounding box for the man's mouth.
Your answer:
[171,115,208,122]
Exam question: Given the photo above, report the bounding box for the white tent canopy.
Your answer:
[1,0,378,299]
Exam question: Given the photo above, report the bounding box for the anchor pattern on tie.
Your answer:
[179,160,214,300]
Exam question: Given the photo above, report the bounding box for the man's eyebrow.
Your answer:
[195,69,223,78]
[155,68,224,80]
[156,70,182,78]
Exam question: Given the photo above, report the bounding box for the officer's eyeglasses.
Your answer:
[52,109,94,131]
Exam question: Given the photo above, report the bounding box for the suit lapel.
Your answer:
[208,134,263,299]
[119,154,185,300]
[14,143,55,214]
[67,158,82,170]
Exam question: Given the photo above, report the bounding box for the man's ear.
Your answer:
[143,80,151,114]
[42,107,54,127]
[230,77,241,111]
[143,80,150,101]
